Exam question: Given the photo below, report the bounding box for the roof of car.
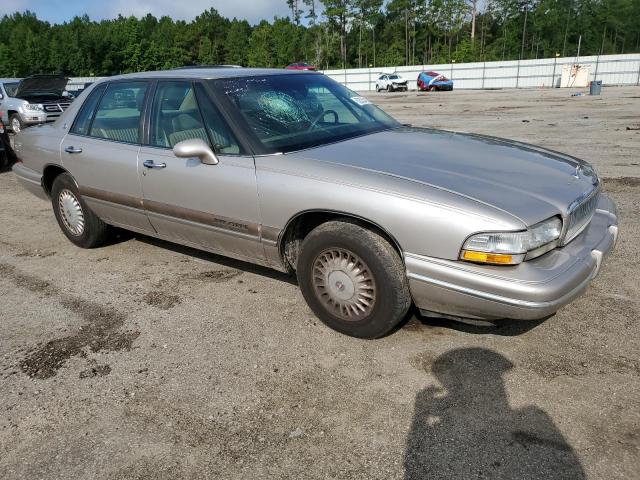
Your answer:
[107,67,317,81]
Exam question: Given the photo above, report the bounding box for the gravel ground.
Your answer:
[0,86,639,480]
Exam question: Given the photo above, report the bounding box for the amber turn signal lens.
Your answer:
[461,250,515,265]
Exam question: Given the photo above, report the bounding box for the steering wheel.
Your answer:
[308,109,339,131]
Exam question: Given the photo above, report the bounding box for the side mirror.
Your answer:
[172,138,218,165]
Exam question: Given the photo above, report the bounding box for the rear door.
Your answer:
[61,80,154,232]
[137,80,263,262]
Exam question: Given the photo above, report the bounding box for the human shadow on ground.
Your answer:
[404,348,586,480]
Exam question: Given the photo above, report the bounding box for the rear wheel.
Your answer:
[376,84,380,92]
[51,173,110,248]
[297,219,411,339]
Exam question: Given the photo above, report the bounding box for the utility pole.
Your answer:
[520,2,528,60]
[470,0,477,43]
[576,34,582,60]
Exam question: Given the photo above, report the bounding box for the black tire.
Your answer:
[387,84,393,92]
[51,172,110,248]
[9,114,23,134]
[297,219,412,339]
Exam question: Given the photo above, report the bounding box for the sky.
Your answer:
[0,0,294,25]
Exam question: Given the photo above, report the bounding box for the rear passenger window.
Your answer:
[150,81,208,148]
[71,84,106,135]
[89,81,148,144]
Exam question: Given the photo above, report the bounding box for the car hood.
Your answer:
[14,75,69,98]
[297,127,599,226]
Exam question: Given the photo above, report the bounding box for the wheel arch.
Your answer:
[42,164,75,197]
[277,209,405,271]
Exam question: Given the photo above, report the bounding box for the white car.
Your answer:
[376,74,408,92]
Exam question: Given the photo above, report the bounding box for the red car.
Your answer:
[285,62,317,71]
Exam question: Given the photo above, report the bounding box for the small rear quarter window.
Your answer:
[71,84,106,136]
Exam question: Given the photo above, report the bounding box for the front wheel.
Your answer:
[9,114,23,134]
[297,219,412,339]
[51,173,111,248]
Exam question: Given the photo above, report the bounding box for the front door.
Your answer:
[138,80,262,262]
[60,80,154,233]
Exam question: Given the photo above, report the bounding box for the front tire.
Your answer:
[9,114,23,134]
[297,219,411,339]
[51,173,110,248]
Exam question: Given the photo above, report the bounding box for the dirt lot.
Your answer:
[1,86,639,480]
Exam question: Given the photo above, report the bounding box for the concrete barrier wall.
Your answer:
[63,54,640,92]
[321,54,640,91]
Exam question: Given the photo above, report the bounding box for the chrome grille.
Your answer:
[564,189,599,244]
[44,103,71,121]
[43,103,71,113]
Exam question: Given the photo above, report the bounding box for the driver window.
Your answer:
[193,83,241,154]
[150,81,208,148]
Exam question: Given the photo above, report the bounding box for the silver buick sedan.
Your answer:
[12,68,618,338]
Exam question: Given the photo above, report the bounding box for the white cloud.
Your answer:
[0,0,31,16]
[0,0,294,25]
[85,0,292,25]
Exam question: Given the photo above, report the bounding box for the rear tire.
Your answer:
[297,219,411,339]
[51,173,110,248]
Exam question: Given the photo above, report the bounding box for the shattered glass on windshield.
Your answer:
[211,74,399,153]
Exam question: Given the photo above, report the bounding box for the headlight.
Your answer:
[24,104,44,112]
[460,217,562,265]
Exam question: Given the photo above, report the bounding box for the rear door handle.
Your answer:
[143,159,167,169]
[65,146,82,154]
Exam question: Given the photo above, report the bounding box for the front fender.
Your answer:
[255,155,523,263]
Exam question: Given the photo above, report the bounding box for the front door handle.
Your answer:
[65,146,82,154]
[143,159,167,169]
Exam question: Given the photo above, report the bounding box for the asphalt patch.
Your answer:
[0,262,139,379]
[143,291,182,310]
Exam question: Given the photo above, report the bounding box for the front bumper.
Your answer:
[19,111,49,126]
[406,194,618,320]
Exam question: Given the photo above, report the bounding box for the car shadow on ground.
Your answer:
[132,233,297,285]
[407,313,548,336]
[404,347,586,480]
